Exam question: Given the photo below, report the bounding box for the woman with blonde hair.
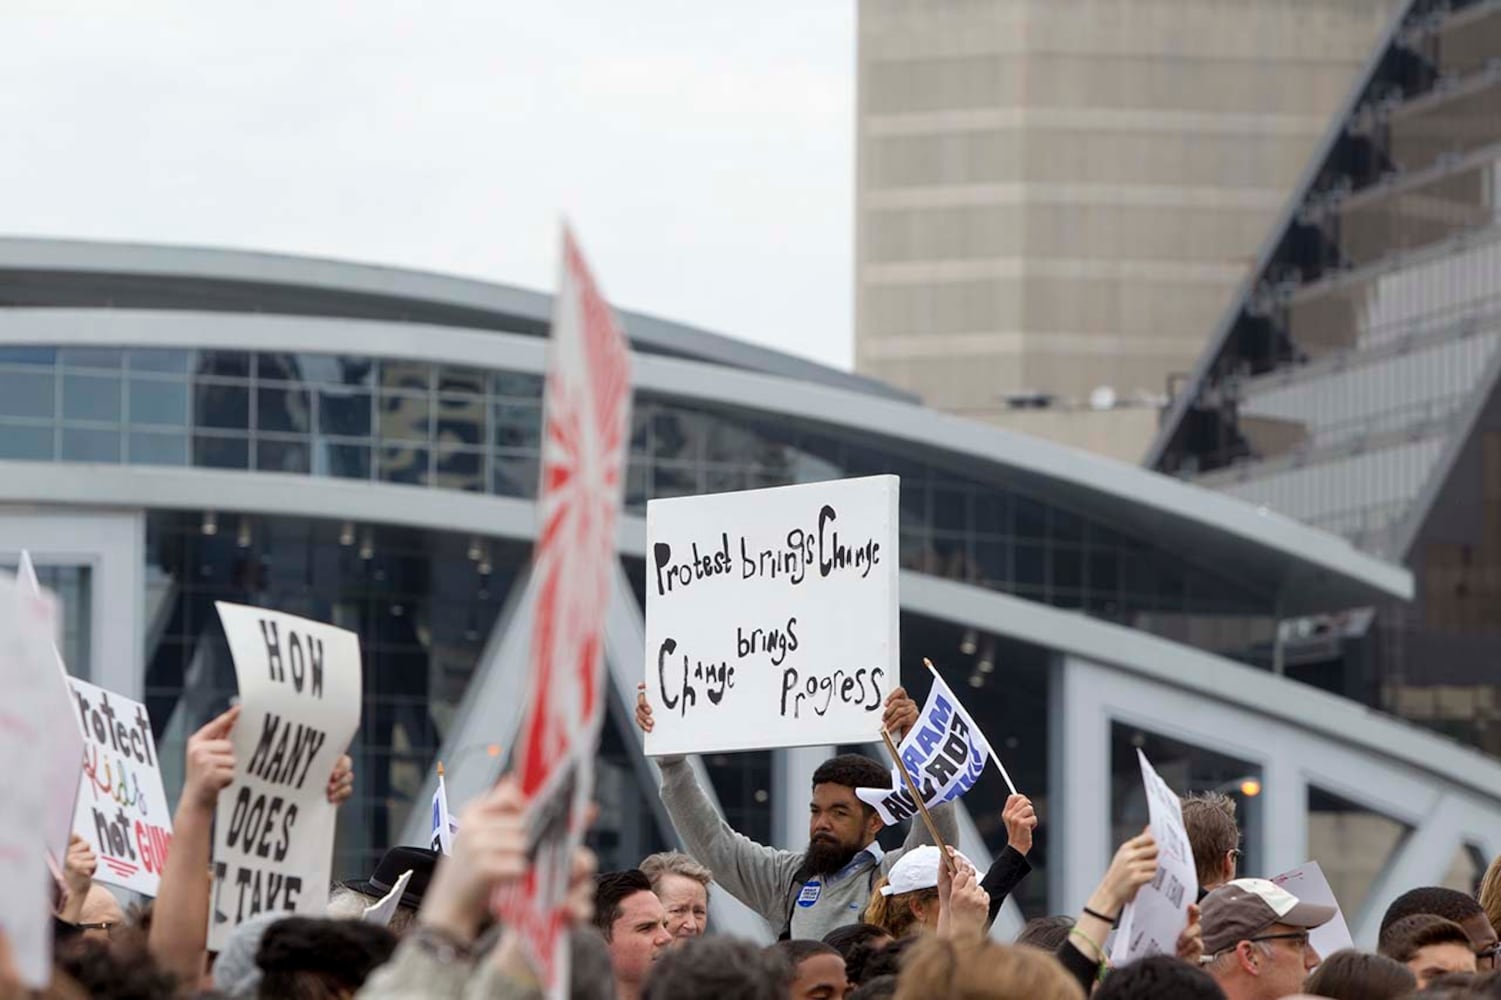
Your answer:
[863,845,983,938]
[893,936,1083,1000]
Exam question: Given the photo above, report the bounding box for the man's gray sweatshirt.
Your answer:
[657,756,958,941]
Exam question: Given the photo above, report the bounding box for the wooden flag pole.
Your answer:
[880,727,957,876]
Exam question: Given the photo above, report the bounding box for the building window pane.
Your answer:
[435,397,486,447]
[62,428,120,463]
[492,371,542,399]
[0,371,55,418]
[494,401,541,449]
[378,393,431,442]
[0,424,53,459]
[256,439,311,474]
[129,432,188,466]
[128,378,188,426]
[493,450,538,498]
[127,349,191,373]
[379,360,431,393]
[62,374,122,423]
[193,434,250,469]
[256,387,312,433]
[435,446,484,492]
[436,366,487,395]
[320,390,372,437]
[60,347,123,370]
[0,347,55,366]
[194,384,250,430]
[196,351,251,379]
[378,445,429,485]
[316,442,371,480]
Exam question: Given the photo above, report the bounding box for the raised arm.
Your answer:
[149,705,239,987]
[1056,829,1159,994]
[636,684,797,924]
[982,794,1036,926]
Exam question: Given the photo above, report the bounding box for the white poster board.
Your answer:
[70,678,173,895]
[643,475,900,756]
[1271,861,1354,960]
[0,571,65,986]
[1112,750,1198,965]
[208,603,362,951]
[16,552,86,869]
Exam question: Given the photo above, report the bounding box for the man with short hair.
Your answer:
[1379,913,1478,988]
[643,937,790,1000]
[1379,886,1501,971]
[1200,878,1333,1000]
[1094,954,1226,1000]
[1181,792,1240,896]
[595,869,674,1000]
[637,684,957,940]
[772,940,848,1000]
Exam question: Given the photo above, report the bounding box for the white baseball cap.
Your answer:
[880,845,975,896]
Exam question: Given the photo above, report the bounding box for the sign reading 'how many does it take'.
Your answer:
[208,602,361,952]
[644,475,900,757]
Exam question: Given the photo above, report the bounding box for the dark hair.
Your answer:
[862,936,919,981]
[850,974,899,1000]
[824,923,892,984]
[594,869,657,941]
[1381,887,1486,939]
[1016,915,1075,952]
[773,938,842,969]
[1095,955,1225,1000]
[812,754,890,800]
[1180,793,1239,889]
[644,936,790,1000]
[53,937,178,1000]
[1302,949,1416,999]
[1380,914,1474,963]
[255,917,397,1000]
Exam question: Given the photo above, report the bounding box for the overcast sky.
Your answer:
[0,2,856,369]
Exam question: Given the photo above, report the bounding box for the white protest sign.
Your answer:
[644,475,900,756]
[361,869,413,927]
[16,551,86,870]
[0,571,65,986]
[208,602,362,951]
[1271,861,1354,959]
[856,668,1005,826]
[1112,750,1198,965]
[69,678,173,895]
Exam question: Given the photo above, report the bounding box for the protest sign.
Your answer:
[70,678,173,895]
[361,869,413,927]
[1111,750,1198,965]
[208,602,362,951]
[16,551,86,870]
[496,226,632,997]
[1271,861,1354,959]
[643,474,900,757]
[0,571,65,986]
[856,666,1006,826]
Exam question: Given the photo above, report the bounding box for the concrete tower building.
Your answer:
[855,0,1401,461]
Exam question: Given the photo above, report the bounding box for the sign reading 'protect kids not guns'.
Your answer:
[70,678,173,896]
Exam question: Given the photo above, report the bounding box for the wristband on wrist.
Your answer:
[1082,905,1119,926]
[1068,926,1108,965]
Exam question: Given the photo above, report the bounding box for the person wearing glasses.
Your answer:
[1377,885,1501,972]
[1199,878,1334,1000]
[1180,792,1242,899]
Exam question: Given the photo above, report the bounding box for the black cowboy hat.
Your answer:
[342,846,440,911]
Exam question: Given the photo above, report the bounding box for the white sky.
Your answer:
[0,1,856,369]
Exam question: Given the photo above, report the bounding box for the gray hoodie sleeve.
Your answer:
[657,757,803,927]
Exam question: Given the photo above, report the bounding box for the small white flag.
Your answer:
[430,765,457,855]
[856,669,1011,826]
[361,869,413,926]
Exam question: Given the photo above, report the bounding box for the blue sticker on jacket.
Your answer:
[796,882,822,907]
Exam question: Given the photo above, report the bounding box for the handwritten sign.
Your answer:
[1271,861,1354,960]
[1111,750,1198,965]
[16,552,86,870]
[208,603,361,951]
[70,679,172,895]
[497,226,633,999]
[643,475,900,756]
[0,571,65,986]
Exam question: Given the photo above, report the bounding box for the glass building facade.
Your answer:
[1152,0,1501,753]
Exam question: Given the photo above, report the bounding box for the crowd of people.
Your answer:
[14,684,1501,999]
